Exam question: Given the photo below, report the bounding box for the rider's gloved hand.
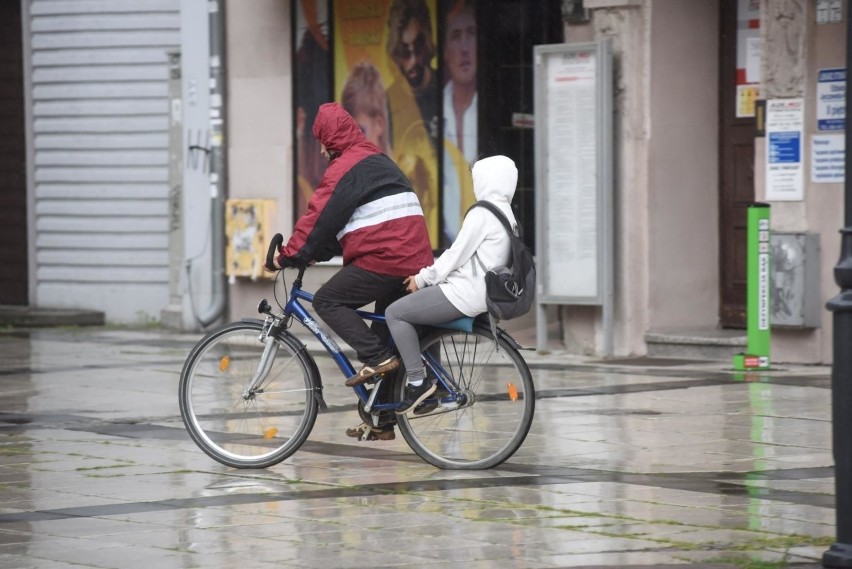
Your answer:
[277,255,301,269]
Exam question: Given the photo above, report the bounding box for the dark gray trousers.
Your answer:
[312,263,405,365]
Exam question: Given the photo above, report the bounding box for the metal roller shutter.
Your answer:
[28,0,180,323]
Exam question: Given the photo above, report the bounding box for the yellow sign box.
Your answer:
[225,199,277,280]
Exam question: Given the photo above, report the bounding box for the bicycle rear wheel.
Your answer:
[179,321,319,468]
[396,326,535,469]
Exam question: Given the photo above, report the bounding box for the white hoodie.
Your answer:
[414,155,518,316]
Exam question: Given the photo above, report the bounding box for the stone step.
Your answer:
[645,328,747,361]
[0,305,105,327]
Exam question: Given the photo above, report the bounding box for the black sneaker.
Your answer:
[395,380,437,415]
[413,385,447,415]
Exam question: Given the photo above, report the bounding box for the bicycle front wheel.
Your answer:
[179,321,319,468]
[396,326,535,469]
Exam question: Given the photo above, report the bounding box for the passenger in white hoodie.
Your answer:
[386,154,518,414]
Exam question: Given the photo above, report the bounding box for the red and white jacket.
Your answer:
[279,103,433,276]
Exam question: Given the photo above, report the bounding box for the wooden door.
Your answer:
[718,0,755,328]
[0,0,28,305]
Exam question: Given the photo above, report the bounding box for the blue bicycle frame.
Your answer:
[279,269,471,413]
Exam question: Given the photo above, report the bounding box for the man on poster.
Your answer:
[385,0,439,143]
[442,0,477,245]
[443,0,476,163]
[383,0,440,246]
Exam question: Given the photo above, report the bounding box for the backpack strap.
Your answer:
[465,201,515,351]
[471,251,487,276]
[465,200,511,278]
[465,201,518,237]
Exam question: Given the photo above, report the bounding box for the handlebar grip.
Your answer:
[265,233,284,271]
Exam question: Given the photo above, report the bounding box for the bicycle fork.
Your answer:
[241,318,280,399]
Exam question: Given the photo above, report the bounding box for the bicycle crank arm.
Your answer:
[363,378,383,413]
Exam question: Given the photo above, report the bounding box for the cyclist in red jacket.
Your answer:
[272,103,434,439]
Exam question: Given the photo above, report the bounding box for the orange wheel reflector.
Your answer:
[507,382,518,402]
[263,427,278,439]
[219,356,230,371]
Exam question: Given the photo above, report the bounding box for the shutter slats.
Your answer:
[30,0,179,318]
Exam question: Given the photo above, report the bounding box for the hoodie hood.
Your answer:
[312,102,367,156]
[471,155,517,203]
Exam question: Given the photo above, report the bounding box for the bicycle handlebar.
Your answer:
[265,233,284,271]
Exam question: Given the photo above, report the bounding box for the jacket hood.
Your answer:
[471,155,517,203]
[312,102,366,155]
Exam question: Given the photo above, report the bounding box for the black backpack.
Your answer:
[468,201,536,321]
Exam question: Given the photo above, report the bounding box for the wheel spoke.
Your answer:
[397,327,534,469]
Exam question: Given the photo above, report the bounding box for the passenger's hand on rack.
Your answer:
[403,275,419,293]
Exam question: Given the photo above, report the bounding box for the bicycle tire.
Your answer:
[179,321,320,468]
[395,325,535,469]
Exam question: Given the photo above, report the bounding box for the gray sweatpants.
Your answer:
[384,285,465,383]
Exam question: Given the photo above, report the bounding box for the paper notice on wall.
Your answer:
[811,134,845,183]
[765,99,804,201]
[544,48,599,298]
[817,68,845,130]
[734,0,760,117]
[737,85,760,118]
[745,37,761,84]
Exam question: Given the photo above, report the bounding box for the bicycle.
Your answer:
[178,234,535,470]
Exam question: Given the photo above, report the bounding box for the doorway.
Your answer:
[718,0,757,328]
[0,0,28,306]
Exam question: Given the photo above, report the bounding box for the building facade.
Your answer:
[4,0,847,365]
[224,0,846,364]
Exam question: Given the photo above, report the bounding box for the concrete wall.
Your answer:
[807,4,846,364]
[563,0,843,363]
[561,0,651,356]
[225,0,295,320]
[175,0,213,331]
[647,0,719,331]
[763,0,845,363]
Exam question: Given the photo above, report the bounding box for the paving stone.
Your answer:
[0,327,838,567]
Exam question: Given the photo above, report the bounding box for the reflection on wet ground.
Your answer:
[0,328,834,568]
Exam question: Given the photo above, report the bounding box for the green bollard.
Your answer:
[732,203,771,371]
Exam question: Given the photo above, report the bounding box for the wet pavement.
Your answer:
[0,325,836,568]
